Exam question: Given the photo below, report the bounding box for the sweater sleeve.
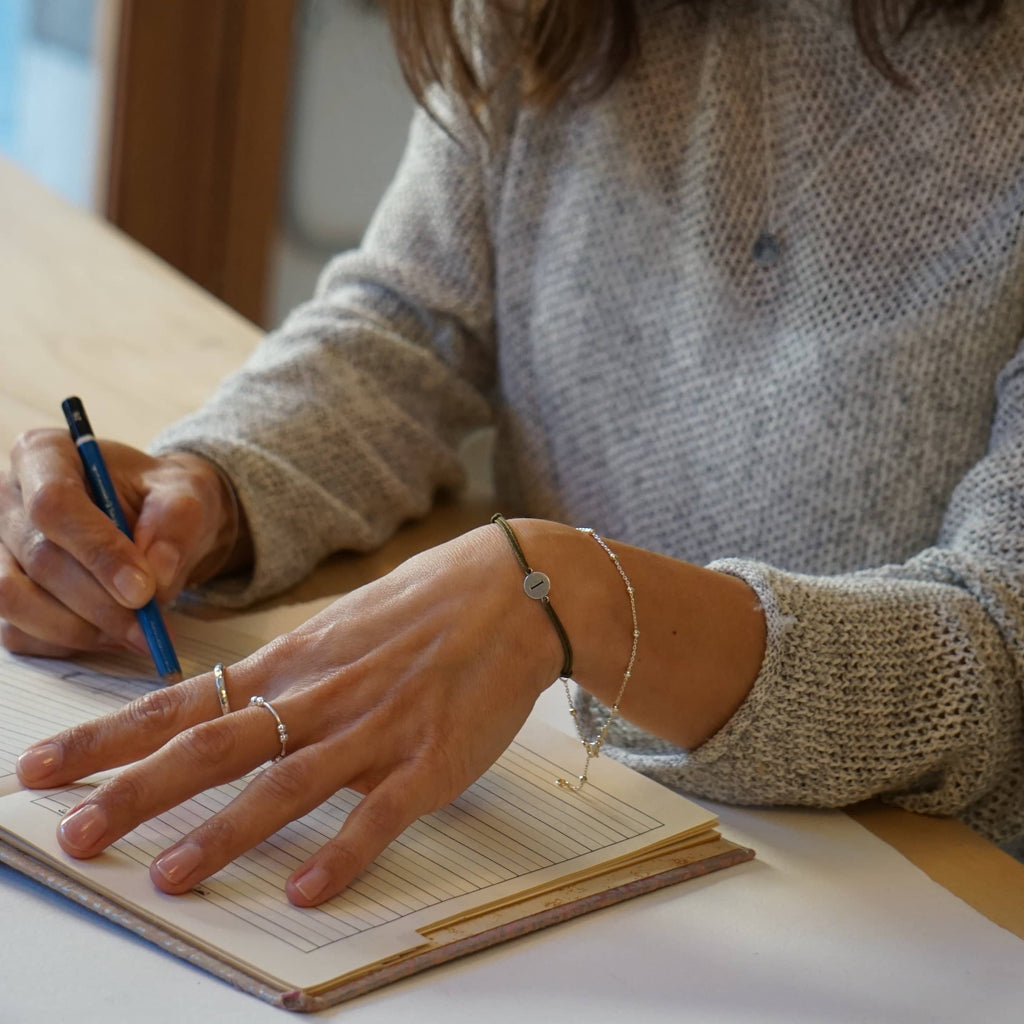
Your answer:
[150,101,500,606]
[579,341,1024,847]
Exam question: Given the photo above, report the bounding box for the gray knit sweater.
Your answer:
[154,1,1024,852]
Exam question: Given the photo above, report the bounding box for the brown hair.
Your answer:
[380,0,1004,112]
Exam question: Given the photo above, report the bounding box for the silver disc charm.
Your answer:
[523,570,551,599]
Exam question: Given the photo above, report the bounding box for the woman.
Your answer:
[3,0,1022,906]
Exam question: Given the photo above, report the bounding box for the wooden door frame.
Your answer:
[104,0,296,326]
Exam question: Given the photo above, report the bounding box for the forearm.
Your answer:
[514,517,1024,846]
[149,106,499,608]
[582,551,1024,841]
[509,519,767,750]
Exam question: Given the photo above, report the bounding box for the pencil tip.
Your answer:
[162,671,184,684]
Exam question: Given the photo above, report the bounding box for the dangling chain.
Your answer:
[557,527,638,792]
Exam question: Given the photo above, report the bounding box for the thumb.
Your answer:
[133,457,240,601]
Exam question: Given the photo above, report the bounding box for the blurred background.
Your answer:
[0,0,414,328]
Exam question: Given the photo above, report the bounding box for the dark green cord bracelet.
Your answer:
[491,513,574,679]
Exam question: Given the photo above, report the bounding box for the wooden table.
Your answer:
[2,157,1022,1021]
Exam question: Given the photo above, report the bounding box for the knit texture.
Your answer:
[154,0,1024,851]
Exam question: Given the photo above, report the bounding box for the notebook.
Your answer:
[0,615,752,1012]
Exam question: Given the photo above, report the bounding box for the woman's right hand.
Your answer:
[0,429,242,658]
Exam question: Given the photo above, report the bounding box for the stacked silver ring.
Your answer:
[249,695,288,762]
[211,664,289,762]
[213,663,230,716]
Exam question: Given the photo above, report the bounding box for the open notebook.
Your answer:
[0,615,753,1012]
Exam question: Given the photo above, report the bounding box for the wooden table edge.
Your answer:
[848,800,1024,940]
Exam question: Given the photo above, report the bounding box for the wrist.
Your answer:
[501,518,632,703]
[507,517,766,751]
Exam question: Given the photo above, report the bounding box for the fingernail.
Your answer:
[153,841,203,885]
[125,621,150,656]
[113,565,151,607]
[17,742,62,783]
[59,803,109,853]
[293,865,331,903]
[147,541,181,590]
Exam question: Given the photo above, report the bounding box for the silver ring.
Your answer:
[249,695,288,761]
[213,663,230,716]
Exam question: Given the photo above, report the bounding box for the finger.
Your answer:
[18,639,292,791]
[0,619,101,659]
[55,684,315,868]
[134,455,240,598]
[55,697,307,864]
[16,668,221,789]
[146,741,356,895]
[0,536,142,654]
[10,430,155,608]
[134,484,217,598]
[286,764,428,907]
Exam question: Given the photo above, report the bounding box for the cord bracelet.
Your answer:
[491,513,573,680]
[491,514,639,793]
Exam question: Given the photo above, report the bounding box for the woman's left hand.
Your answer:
[15,523,568,907]
[15,518,766,906]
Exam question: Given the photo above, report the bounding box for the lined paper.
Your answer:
[0,713,716,991]
[27,739,665,953]
[0,615,718,992]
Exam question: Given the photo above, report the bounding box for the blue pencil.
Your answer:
[61,396,183,682]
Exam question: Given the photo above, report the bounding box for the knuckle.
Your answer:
[407,750,457,808]
[192,813,238,852]
[123,687,181,733]
[11,427,60,464]
[101,770,147,815]
[171,721,238,767]
[61,720,104,761]
[321,839,365,882]
[256,631,303,668]
[256,757,311,806]
[18,531,60,583]
[359,789,406,840]
[25,477,80,534]
[164,490,206,533]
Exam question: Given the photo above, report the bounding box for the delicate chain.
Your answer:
[557,527,638,793]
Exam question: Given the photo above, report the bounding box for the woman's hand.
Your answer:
[0,428,242,657]
[15,518,765,907]
[16,524,565,906]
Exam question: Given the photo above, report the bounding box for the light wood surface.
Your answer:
[0,158,257,451]
[2,155,1022,941]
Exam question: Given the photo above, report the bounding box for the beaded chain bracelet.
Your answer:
[558,527,638,792]
[491,515,638,793]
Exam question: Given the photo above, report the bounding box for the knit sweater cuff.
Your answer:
[672,557,792,767]
[571,557,795,795]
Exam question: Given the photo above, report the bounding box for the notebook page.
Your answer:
[0,717,716,992]
[0,615,261,796]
